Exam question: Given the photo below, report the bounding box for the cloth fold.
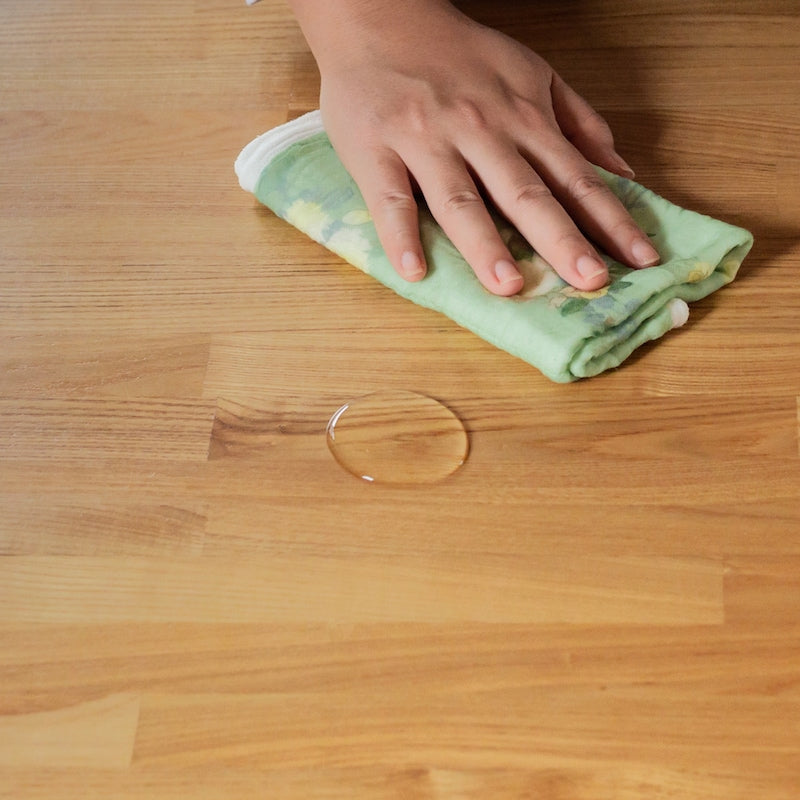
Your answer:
[235,110,753,382]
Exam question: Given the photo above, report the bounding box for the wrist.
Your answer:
[286,0,458,68]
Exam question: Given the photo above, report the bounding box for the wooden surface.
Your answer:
[1,1,799,797]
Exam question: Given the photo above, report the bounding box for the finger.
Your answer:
[520,132,661,270]
[550,72,636,179]
[336,145,428,282]
[465,139,610,291]
[407,148,525,296]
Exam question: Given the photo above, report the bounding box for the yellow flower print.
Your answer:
[563,286,608,300]
[327,226,373,272]
[548,284,609,309]
[564,285,610,300]
[516,254,562,299]
[285,200,331,242]
[686,261,713,283]
[342,209,372,226]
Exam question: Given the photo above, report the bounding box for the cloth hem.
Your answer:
[235,110,324,193]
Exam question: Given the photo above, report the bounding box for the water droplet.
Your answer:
[326,390,468,485]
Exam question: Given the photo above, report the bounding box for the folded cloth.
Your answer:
[235,110,753,382]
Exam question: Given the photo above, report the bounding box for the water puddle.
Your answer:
[326,390,469,485]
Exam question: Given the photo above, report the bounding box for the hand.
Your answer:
[290,0,660,296]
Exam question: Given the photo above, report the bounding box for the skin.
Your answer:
[286,0,661,296]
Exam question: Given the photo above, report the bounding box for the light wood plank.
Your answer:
[2,623,797,706]
[130,687,800,773]
[2,765,798,800]
[0,694,140,770]
[0,554,723,625]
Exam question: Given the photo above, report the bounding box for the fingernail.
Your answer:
[576,254,607,281]
[632,238,660,267]
[494,259,522,285]
[400,251,425,279]
[613,154,636,178]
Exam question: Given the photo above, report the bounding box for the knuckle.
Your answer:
[567,172,609,203]
[407,110,430,138]
[512,96,552,130]
[375,189,417,214]
[452,98,490,132]
[402,100,434,138]
[439,187,483,214]
[513,181,553,207]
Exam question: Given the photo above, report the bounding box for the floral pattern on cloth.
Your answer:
[236,111,753,382]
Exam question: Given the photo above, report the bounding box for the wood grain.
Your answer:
[0,694,140,770]
[1,0,799,797]
[0,554,723,625]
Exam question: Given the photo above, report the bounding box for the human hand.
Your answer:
[289,0,660,296]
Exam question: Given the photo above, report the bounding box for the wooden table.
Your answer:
[2,1,798,796]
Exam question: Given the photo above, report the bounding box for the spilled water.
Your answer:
[326,390,468,485]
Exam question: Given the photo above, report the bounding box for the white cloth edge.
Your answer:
[234,109,325,194]
[668,297,690,328]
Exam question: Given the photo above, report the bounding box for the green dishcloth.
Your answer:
[235,111,753,382]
